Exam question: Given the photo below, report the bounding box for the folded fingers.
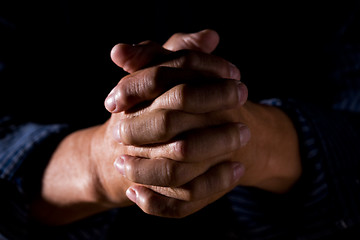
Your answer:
[118,122,250,160]
[124,161,244,218]
[105,51,242,113]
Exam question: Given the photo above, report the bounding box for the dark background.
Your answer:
[1,1,360,239]
[0,0,357,127]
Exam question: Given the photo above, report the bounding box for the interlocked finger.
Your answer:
[106,52,241,113]
[115,155,208,187]
[124,161,243,218]
[120,123,251,162]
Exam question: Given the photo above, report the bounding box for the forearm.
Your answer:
[235,101,302,193]
[29,31,244,223]
[30,126,131,225]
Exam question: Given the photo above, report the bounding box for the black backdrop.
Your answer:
[1,0,353,127]
[1,1,360,239]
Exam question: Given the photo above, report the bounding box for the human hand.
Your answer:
[109,28,221,75]
[32,30,301,225]
[104,30,302,218]
[31,30,227,225]
[99,30,251,217]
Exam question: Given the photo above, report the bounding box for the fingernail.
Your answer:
[232,162,245,182]
[114,156,125,176]
[237,82,248,105]
[229,63,241,80]
[238,124,251,147]
[105,87,127,113]
[126,187,138,203]
[105,93,116,112]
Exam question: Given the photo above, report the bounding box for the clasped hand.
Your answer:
[32,30,301,225]
[97,30,250,218]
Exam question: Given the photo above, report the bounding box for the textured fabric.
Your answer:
[228,98,360,239]
[0,116,68,239]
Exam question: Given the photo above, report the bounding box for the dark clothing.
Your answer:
[1,1,360,239]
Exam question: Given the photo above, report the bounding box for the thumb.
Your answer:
[110,29,220,73]
[110,41,169,73]
[163,29,220,53]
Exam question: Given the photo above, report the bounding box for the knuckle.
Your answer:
[141,188,191,218]
[168,84,187,110]
[162,160,181,187]
[118,66,169,104]
[172,140,188,161]
[217,163,236,189]
[180,187,196,202]
[123,161,139,182]
[153,109,176,141]
[141,193,159,214]
[150,65,166,81]
[183,34,201,49]
[180,50,199,68]
[172,49,199,69]
[114,81,131,107]
[118,119,134,145]
[223,81,240,107]
[144,66,167,94]
[172,32,185,39]
[225,125,242,151]
[142,194,178,218]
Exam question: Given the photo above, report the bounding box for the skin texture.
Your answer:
[30,30,301,225]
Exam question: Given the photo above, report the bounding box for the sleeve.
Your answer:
[227,99,360,240]
[228,6,360,239]
[278,99,360,239]
[0,116,69,239]
[0,117,122,240]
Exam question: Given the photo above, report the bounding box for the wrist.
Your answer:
[89,121,133,207]
[235,102,302,193]
[31,123,131,225]
[42,127,99,205]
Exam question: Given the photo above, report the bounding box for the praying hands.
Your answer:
[30,30,301,225]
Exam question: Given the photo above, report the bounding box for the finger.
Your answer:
[163,29,220,53]
[114,80,247,145]
[125,185,223,218]
[105,66,198,113]
[148,161,245,201]
[105,61,241,113]
[114,155,208,187]
[150,81,248,113]
[160,50,240,81]
[110,40,171,73]
[110,29,219,74]
[125,161,243,218]
[115,109,214,145]
[121,123,251,161]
